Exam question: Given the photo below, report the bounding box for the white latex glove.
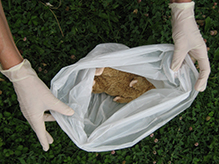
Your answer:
[169,1,211,92]
[0,59,74,151]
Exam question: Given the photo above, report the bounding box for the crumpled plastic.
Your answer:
[50,43,199,152]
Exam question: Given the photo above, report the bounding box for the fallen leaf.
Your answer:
[206,116,211,121]
[0,78,5,81]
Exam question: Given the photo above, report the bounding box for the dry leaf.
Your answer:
[0,78,5,81]
[133,9,138,14]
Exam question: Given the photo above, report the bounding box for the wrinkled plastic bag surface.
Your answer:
[50,43,199,152]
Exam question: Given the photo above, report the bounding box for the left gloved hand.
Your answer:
[0,59,75,151]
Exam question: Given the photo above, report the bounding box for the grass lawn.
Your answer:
[0,0,218,163]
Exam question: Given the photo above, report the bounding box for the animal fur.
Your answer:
[92,67,155,103]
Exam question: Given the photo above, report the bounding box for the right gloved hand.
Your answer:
[0,59,75,151]
[170,1,211,92]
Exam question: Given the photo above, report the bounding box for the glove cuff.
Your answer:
[169,1,195,10]
[0,59,37,82]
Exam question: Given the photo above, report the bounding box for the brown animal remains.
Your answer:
[92,67,155,103]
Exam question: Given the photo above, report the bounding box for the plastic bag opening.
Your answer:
[50,43,199,152]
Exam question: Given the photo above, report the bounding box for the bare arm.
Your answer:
[0,1,23,70]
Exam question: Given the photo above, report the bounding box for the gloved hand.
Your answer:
[169,1,211,92]
[0,59,74,151]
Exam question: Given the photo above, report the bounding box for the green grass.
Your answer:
[0,0,219,163]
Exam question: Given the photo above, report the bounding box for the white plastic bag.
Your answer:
[50,43,199,152]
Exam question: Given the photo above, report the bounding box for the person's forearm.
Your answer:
[170,0,192,3]
[0,1,23,70]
